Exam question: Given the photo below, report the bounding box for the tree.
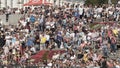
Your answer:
[111,0,119,4]
[85,0,108,6]
[85,0,98,5]
[98,0,108,5]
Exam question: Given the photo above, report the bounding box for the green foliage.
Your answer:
[85,0,98,5]
[85,0,108,6]
[89,23,102,30]
[111,0,119,4]
[98,0,108,5]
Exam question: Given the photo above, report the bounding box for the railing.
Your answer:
[0,65,52,68]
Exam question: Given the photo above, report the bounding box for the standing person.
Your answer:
[100,57,108,68]
[79,6,84,19]
[5,12,10,22]
[35,34,40,51]
[3,45,9,56]
[0,32,6,47]
[6,7,11,22]
[102,43,109,57]
[40,34,47,50]
[0,19,3,25]
[39,15,45,32]
[56,31,63,48]
[110,36,117,55]
[0,32,5,54]
[30,15,35,23]
[25,35,34,47]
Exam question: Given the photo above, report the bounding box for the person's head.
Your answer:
[101,56,106,61]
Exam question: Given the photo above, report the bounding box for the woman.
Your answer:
[110,35,117,54]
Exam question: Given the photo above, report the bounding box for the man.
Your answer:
[100,57,108,68]
[5,12,10,22]
[30,15,35,23]
[0,32,6,47]
[79,6,84,19]
[102,43,109,57]
[40,34,47,50]
[56,31,63,48]
[110,36,117,54]
[39,15,45,32]
[6,7,11,22]
[0,19,3,25]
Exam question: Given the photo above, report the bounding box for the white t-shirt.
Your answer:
[3,46,9,55]
[118,1,120,4]
[116,7,120,11]
[97,8,103,13]
[45,34,50,41]
[92,54,98,61]
[46,22,50,29]
[70,33,75,38]
[24,29,29,33]
[82,35,87,41]
[20,20,27,27]
[108,11,113,15]
[14,41,19,46]
[5,35,11,46]
[93,67,100,68]
[25,53,29,59]
[47,62,52,67]
[84,7,89,13]
[15,9,20,13]
[50,22,55,28]
[12,48,16,54]
[70,55,76,60]
[106,6,112,11]
[5,35,11,40]
[55,10,59,14]
[115,65,120,68]
[30,47,36,53]
[26,17,30,22]
[79,7,83,15]
[52,54,60,60]
[0,20,3,25]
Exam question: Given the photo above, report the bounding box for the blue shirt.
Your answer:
[30,15,35,23]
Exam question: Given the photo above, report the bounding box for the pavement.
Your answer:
[108,49,120,59]
[0,14,24,25]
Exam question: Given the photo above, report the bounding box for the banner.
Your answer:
[23,0,51,6]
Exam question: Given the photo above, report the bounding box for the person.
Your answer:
[0,32,6,47]
[40,34,47,50]
[30,15,35,23]
[110,36,117,54]
[5,12,10,22]
[102,44,109,57]
[0,3,120,67]
[0,19,3,25]
[100,57,108,68]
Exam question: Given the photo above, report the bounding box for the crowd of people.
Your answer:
[0,3,120,68]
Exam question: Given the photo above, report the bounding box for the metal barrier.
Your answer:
[0,65,52,68]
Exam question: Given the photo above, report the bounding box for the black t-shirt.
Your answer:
[21,41,26,48]
[35,35,40,44]
[77,53,83,59]
[0,35,6,47]
[6,13,9,18]
[101,60,108,68]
